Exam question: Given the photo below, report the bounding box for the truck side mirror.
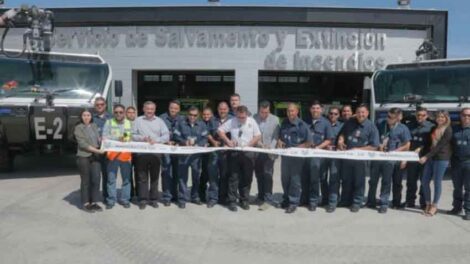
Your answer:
[114,80,123,97]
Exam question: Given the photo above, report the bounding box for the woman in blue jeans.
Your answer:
[419,111,452,216]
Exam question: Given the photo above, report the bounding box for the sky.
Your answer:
[2,0,469,58]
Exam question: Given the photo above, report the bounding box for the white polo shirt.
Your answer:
[218,117,261,147]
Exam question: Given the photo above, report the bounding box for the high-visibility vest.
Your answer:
[106,119,132,162]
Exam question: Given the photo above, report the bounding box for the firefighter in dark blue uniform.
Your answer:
[278,103,312,214]
[449,108,470,221]
[303,100,334,212]
[337,104,379,212]
[173,106,209,209]
[367,108,411,213]
[404,107,434,208]
[92,97,112,200]
[199,107,221,208]
[325,106,343,212]
[159,100,185,206]
[213,101,233,205]
[229,93,241,116]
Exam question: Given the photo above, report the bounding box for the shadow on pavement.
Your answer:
[63,189,82,209]
[0,154,78,179]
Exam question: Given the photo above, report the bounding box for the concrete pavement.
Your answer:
[0,155,469,264]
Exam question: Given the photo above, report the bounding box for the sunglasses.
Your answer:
[114,111,124,114]
[329,112,339,116]
[95,103,105,106]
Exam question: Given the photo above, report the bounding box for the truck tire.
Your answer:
[0,147,13,173]
[0,123,13,172]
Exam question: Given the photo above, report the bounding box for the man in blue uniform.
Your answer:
[159,100,185,206]
[303,100,334,212]
[199,107,220,207]
[92,97,112,200]
[229,93,241,116]
[337,104,380,212]
[173,106,209,209]
[126,106,138,200]
[214,101,233,205]
[336,104,353,207]
[404,107,434,209]
[324,106,343,212]
[449,108,470,221]
[367,108,411,213]
[340,105,353,122]
[278,103,312,214]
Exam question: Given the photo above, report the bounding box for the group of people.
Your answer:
[73,94,470,221]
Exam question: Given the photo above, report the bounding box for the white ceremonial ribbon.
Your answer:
[101,140,419,161]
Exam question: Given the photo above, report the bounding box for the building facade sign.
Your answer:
[1,24,428,110]
[49,26,425,72]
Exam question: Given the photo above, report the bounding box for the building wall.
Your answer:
[1,25,427,112]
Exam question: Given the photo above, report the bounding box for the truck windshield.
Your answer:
[0,57,109,99]
[373,65,470,103]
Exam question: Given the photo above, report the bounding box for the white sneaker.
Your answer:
[258,202,270,211]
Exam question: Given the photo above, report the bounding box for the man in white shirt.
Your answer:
[218,105,261,212]
[132,101,170,210]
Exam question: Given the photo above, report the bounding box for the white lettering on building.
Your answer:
[50,26,398,72]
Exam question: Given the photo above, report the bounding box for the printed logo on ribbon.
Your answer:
[101,140,419,161]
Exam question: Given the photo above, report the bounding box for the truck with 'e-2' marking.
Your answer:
[0,50,121,171]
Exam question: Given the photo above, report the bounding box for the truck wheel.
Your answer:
[0,147,13,173]
[0,123,13,172]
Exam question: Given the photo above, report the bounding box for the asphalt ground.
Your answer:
[0,155,469,264]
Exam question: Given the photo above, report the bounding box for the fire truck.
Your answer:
[0,5,120,171]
